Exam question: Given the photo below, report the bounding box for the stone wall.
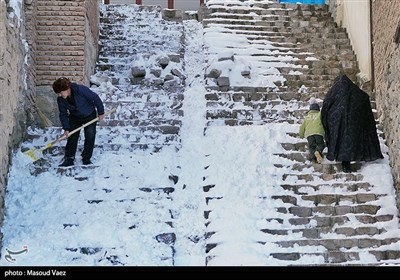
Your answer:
[84,0,100,86]
[24,0,38,106]
[0,0,29,239]
[371,0,400,209]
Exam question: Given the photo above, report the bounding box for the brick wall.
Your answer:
[35,0,86,85]
[0,1,29,241]
[34,0,100,126]
[371,0,400,209]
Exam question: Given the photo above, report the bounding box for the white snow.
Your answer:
[1,0,399,267]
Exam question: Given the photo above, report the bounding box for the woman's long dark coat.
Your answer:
[321,74,383,162]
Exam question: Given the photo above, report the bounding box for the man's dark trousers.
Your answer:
[64,110,97,162]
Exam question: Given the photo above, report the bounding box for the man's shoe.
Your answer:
[314,151,323,163]
[59,157,74,167]
[82,159,92,165]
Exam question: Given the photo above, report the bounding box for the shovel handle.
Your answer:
[51,108,116,146]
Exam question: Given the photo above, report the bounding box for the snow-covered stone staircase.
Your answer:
[24,4,185,160]
[201,0,400,265]
[94,4,185,153]
[203,0,357,127]
[18,4,187,265]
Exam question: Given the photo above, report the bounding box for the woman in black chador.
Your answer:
[321,74,383,173]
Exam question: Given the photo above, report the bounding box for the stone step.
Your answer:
[276,203,380,217]
[28,142,181,167]
[206,118,296,126]
[204,48,354,64]
[276,149,386,169]
[261,225,385,238]
[207,3,330,14]
[97,133,180,145]
[205,99,308,109]
[102,92,183,103]
[280,80,338,91]
[265,213,394,227]
[250,35,352,48]
[103,94,184,103]
[101,119,182,129]
[205,108,304,122]
[281,142,308,153]
[64,238,174,265]
[205,242,400,264]
[96,61,185,75]
[205,11,332,22]
[205,86,330,100]
[23,126,182,150]
[269,193,381,206]
[203,17,337,29]
[100,24,167,33]
[101,3,162,13]
[98,42,182,53]
[280,170,364,182]
[102,108,184,120]
[271,237,400,251]
[279,75,356,89]
[289,162,363,174]
[248,30,350,41]
[280,182,375,194]
[266,248,400,263]
[26,142,182,159]
[204,88,327,101]
[205,91,306,102]
[25,121,181,136]
[204,22,343,35]
[278,66,344,76]
[98,35,182,46]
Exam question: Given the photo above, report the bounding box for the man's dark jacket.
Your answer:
[57,83,104,131]
[321,74,383,162]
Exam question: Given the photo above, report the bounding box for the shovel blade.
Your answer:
[24,148,44,162]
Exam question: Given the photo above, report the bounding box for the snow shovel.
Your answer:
[24,108,116,162]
